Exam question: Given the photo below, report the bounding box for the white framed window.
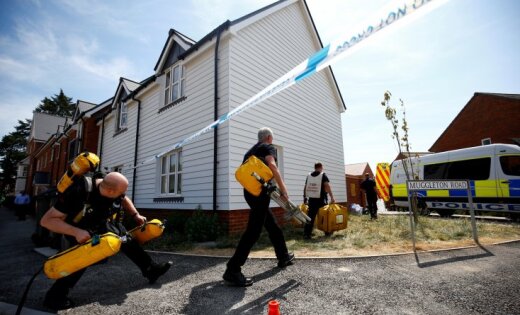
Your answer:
[118,102,128,129]
[159,150,183,195]
[164,64,185,105]
[481,138,491,145]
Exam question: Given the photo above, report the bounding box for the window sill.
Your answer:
[158,96,187,113]
[153,196,184,203]
[113,128,128,137]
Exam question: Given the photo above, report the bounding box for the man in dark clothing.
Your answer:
[223,127,294,287]
[303,162,335,239]
[360,173,378,220]
[40,172,172,310]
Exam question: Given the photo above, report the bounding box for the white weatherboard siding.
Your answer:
[100,101,137,197]
[97,0,346,213]
[132,40,231,211]
[227,1,346,210]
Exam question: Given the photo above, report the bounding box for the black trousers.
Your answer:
[304,199,325,237]
[227,190,289,271]
[45,238,152,300]
[366,195,378,218]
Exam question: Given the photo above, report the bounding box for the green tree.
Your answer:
[34,89,75,117]
[0,119,31,195]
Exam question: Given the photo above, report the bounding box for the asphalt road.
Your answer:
[1,206,519,315]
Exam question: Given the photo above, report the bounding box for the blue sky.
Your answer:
[1,0,519,172]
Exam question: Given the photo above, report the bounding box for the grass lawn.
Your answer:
[145,214,520,257]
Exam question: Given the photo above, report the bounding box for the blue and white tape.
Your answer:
[133,0,449,169]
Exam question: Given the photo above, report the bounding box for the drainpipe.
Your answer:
[131,96,142,203]
[99,114,106,167]
[213,25,224,212]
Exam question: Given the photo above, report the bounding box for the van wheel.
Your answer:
[436,209,455,218]
[508,213,520,223]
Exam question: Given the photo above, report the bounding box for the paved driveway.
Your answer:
[1,206,519,314]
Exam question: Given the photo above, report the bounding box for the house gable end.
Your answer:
[154,29,195,75]
[229,0,346,113]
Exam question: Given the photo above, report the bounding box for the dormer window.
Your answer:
[117,101,128,130]
[164,64,185,105]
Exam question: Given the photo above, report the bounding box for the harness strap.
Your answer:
[72,177,93,224]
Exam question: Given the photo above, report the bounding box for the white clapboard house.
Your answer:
[97,0,346,232]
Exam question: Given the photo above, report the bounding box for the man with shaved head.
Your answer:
[40,171,172,310]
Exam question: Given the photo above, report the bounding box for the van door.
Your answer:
[496,153,520,199]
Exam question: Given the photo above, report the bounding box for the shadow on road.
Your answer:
[414,244,494,268]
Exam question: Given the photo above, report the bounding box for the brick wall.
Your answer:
[139,206,289,235]
[430,94,520,152]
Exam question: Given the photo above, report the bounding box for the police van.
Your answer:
[388,144,520,221]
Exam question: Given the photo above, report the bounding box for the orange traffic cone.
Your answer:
[267,300,280,315]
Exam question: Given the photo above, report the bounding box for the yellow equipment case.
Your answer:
[317,204,349,235]
[128,219,165,245]
[44,232,122,279]
[235,155,273,196]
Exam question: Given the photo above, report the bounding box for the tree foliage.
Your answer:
[34,89,75,117]
[0,119,31,194]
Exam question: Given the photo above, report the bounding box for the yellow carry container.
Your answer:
[44,233,122,279]
[317,204,349,235]
[128,219,165,245]
[235,155,273,196]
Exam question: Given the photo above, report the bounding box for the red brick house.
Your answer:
[26,113,69,196]
[28,100,111,196]
[429,93,520,152]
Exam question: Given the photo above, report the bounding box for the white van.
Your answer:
[388,144,520,221]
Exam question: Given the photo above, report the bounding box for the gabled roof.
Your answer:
[111,77,143,109]
[72,100,97,122]
[153,0,345,110]
[81,97,113,118]
[345,162,370,176]
[474,92,520,100]
[30,112,68,141]
[154,29,196,73]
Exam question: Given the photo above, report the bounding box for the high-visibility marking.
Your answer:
[375,163,390,201]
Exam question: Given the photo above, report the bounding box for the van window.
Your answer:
[500,156,520,176]
[446,158,490,180]
[424,158,491,180]
[424,163,447,179]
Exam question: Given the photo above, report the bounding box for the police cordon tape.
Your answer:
[130,0,450,170]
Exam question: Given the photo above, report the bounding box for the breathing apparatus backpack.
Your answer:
[57,151,100,193]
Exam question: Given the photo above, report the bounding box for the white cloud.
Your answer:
[0,56,45,82]
[14,19,59,61]
[69,55,133,81]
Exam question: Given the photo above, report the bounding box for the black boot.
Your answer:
[223,269,253,287]
[144,261,173,284]
[277,252,295,268]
